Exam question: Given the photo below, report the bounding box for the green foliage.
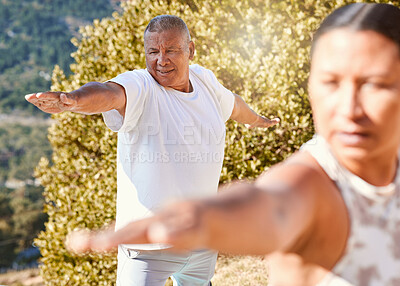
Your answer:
[36,0,398,285]
[35,114,118,284]
[0,123,52,182]
[0,0,117,115]
[10,186,48,245]
[0,66,50,116]
[0,121,52,268]
[0,185,47,268]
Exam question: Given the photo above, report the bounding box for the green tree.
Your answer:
[35,0,398,285]
[0,188,16,268]
[0,186,46,268]
[0,124,52,182]
[0,192,12,218]
[9,187,46,243]
[0,0,117,115]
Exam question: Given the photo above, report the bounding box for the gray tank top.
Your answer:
[301,135,400,286]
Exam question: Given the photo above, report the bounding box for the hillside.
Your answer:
[0,0,120,269]
[0,0,119,115]
[0,0,121,183]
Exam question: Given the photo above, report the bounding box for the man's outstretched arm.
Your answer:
[230,93,280,128]
[25,82,126,116]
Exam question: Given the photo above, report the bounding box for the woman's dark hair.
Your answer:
[311,3,400,56]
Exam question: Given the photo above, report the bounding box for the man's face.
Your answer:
[144,29,195,92]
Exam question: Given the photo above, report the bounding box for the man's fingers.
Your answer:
[258,116,280,128]
[25,93,39,102]
[25,91,71,103]
[37,91,63,100]
[60,93,76,106]
[268,117,280,126]
[25,91,76,113]
[246,116,280,129]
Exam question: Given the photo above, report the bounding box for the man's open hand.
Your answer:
[245,116,280,129]
[25,92,77,114]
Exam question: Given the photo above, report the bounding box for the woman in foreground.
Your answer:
[67,3,400,285]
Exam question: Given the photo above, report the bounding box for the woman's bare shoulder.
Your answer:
[256,151,331,192]
[255,150,347,229]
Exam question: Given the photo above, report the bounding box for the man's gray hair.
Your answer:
[144,15,191,42]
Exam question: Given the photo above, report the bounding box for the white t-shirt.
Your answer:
[102,64,234,250]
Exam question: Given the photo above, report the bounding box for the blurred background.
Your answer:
[0,1,121,284]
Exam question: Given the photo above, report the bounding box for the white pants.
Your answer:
[117,246,217,286]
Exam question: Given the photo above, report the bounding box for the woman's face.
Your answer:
[309,29,400,163]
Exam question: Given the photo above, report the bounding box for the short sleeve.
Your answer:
[191,65,234,122]
[102,70,149,133]
[214,80,235,122]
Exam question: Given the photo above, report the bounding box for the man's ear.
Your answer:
[188,41,195,60]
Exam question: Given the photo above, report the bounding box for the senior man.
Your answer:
[26,15,279,286]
